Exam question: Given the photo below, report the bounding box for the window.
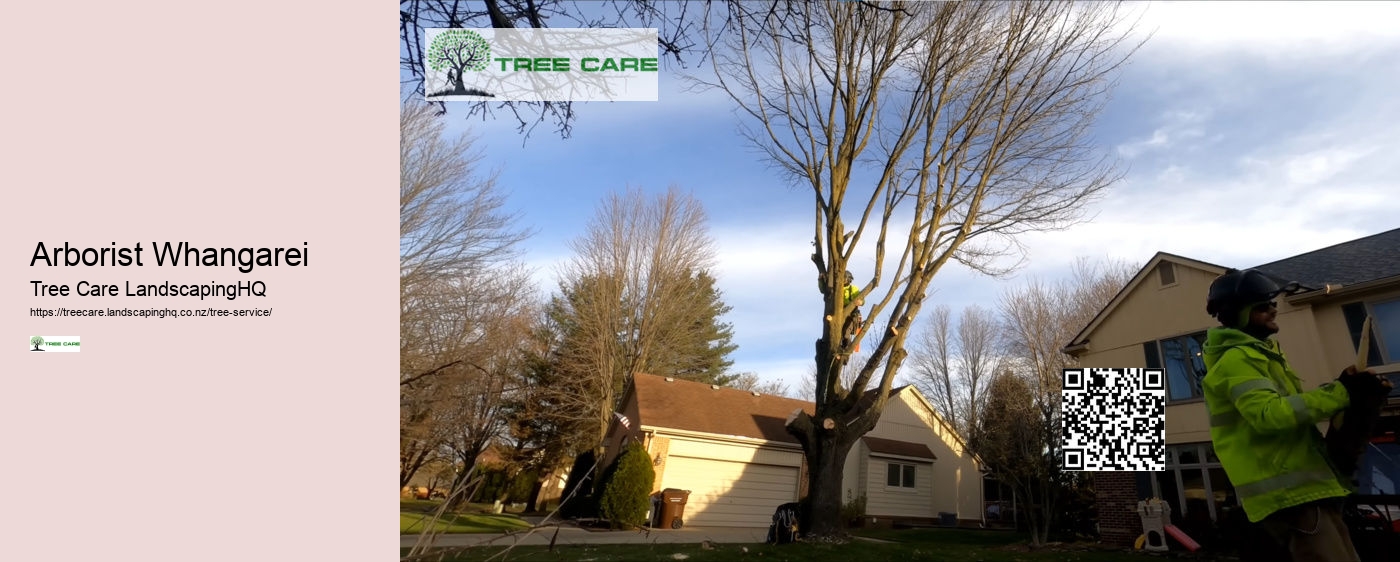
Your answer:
[1157,261,1177,286]
[1152,443,1237,525]
[1144,332,1208,402]
[886,462,915,488]
[1345,299,1400,366]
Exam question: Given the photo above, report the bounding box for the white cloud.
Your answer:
[1115,110,1208,158]
[1280,146,1375,186]
[1137,2,1400,57]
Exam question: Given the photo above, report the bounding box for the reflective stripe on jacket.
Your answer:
[1201,327,1351,523]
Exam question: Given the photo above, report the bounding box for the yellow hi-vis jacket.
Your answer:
[1202,327,1352,523]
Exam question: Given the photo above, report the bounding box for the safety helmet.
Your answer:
[844,270,854,285]
[1205,268,1291,324]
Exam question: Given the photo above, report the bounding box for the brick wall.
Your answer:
[1095,471,1143,547]
[648,436,670,494]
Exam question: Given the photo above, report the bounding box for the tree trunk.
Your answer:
[792,417,861,537]
[450,66,467,94]
[525,479,544,513]
[802,440,848,536]
[444,461,479,511]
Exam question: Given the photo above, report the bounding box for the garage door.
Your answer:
[660,456,799,527]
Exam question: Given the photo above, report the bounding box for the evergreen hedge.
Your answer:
[597,442,656,529]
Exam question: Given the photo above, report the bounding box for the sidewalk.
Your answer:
[400,518,769,549]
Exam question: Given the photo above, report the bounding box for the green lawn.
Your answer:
[400,528,1227,562]
[400,499,533,534]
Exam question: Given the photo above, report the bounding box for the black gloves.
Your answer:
[1337,366,1390,402]
[1329,366,1391,485]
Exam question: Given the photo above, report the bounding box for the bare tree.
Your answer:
[797,354,874,400]
[909,304,1000,439]
[910,306,957,430]
[399,100,534,488]
[956,305,1002,438]
[400,100,530,383]
[551,186,730,444]
[986,256,1135,545]
[701,0,1138,536]
[730,372,795,398]
[435,288,538,509]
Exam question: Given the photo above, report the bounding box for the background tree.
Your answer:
[730,372,795,398]
[975,370,1044,533]
[909,304,1001,440]
[399,100,533,489]
[981,256,1135,545]
[702,1,1138,536]
[549,186,735,445]
[504,187,739,514]
[497,304,600,511]
[430,283,536,509]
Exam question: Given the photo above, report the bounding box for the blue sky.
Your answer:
[432,2,1400,393]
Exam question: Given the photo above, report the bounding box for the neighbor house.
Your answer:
[1062,228,1400,547]
[598,373,985,528]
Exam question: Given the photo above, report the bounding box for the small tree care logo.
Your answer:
[427,29,494,98]
[424,29,659,102]
[29,335,80,352]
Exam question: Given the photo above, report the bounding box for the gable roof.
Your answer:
[1063,228,1400,354]
[633,373,813,444]
[1064,252,1228,353]
[890,385,985,467]
[1251,227,1400,289]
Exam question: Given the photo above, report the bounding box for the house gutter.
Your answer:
[1286,275,1400,304]
[1062,341,1090,357]
[638,425,805,451]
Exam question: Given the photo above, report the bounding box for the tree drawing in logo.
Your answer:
[30,336,45,351]
[426,29,495,98]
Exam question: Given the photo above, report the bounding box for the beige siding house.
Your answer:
[1063,228,1400,548]
[841,388,985,525]
[604,374,985,528]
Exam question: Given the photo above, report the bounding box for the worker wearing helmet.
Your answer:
[840,271,863,355]
[1202,268,1387,561]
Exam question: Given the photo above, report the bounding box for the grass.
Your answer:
[400,527,1231,561]
[400,499,534,534]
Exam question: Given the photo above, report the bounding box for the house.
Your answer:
[1062,227,1400,548]
[599,373,984,528]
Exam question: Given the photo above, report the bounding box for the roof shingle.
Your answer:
[1252,227,1400,289]
[633,374,813,444]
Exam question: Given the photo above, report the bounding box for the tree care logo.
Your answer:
[426,29,493,97]
[424,28,659,102]
[30,335,80,352]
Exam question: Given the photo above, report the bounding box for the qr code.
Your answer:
[1061,368,1165,471]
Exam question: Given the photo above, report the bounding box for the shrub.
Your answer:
[597,442,656,529]
[841,493,867,527]
[469,467,538,504]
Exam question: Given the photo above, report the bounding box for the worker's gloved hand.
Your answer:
[1337,366,1389,402]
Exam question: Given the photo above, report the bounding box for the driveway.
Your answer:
[401,518,769,549]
